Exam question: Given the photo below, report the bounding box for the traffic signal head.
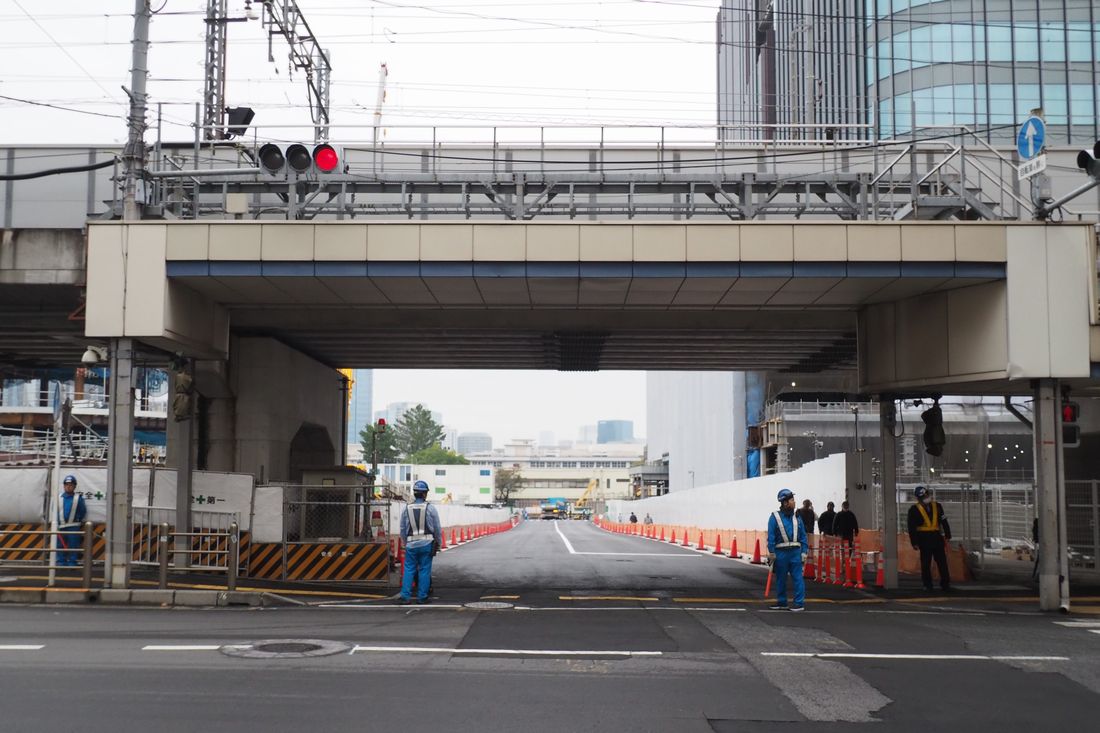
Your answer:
[1062,400,1081,448]
[921,402,946,457]
[1076,141,1100,180]
[256,143,342,178]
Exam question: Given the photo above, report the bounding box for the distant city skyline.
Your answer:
[371,370,647,448]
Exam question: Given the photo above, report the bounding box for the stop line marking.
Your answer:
[762,652,1068,661]
[554,521,700,557]
[350,644,662,657]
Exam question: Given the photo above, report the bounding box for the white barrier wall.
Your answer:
[604,453,848,531]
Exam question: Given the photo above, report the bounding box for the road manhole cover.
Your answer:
[464,601,514,609]
[220,638,351,659]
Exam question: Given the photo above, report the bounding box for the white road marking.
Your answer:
[762,652,1068,661]
[0,645,44,651]
[1054,621,1100,628]
[142,645,222,651]
[318,604,466,610]
[554,521,699,557]
[868,610,987,617]
[350,645,661,657]
[1091,630,1100,636]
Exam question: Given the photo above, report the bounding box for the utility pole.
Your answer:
[106,0,150,588]
[121,0,150,220]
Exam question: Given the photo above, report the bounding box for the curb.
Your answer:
[1,588,266,607]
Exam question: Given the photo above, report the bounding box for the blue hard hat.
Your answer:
[914,485,928,499]
[63,475,77,485]
[413,480,429,493]
[777,488,794,502]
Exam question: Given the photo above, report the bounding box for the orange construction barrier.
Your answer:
[713,534,723,555]
[853,537,865,589]
[751,538,763,564]
[804,537,816,580]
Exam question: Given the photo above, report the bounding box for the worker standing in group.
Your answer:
[767,488,808,612]
[817,501,836,535]
[834,500,859,555]
[400,480,441,605]
[56,475,86,567]
[908,486,953,592]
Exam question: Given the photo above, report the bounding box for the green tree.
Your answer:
[359,422,399,465]
[409,445,469,465]
[393,404,445,457]
[494,467,523,505]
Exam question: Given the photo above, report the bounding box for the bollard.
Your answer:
[82,522,94,588]
[804,536,816,580]
[227,522,239,592]
[820,536,831,583]
[833,538,844,585]
[158,522,170,590]
[853,537,865,589]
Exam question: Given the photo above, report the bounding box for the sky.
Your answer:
[0,1,718,446]
[372,369,647,445]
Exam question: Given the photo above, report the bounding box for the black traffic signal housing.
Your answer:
[1062,400,1081,448]
[257,143,343,178]
[1076,141,1100,180]
[921,400,946,457]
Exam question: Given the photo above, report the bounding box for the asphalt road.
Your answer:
[1,520,1099,731]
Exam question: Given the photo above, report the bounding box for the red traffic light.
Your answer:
[1062,401,1079,423]
[313,144,340,173]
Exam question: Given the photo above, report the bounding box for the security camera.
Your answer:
[81,345,107,365]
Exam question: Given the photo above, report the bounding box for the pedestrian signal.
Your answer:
[1062,400,1080,448]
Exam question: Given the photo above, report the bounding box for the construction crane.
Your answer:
[202,0,332,141]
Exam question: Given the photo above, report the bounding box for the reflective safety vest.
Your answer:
[405,504,434,549]
[914,502,940,532]
[59,492,82,528]
[772,511,803,549]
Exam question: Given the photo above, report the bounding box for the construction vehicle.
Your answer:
[569,478,598,519]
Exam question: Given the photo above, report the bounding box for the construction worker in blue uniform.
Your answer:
[57,475,87,567]
[399,480,441,605]
[767,488,808,612]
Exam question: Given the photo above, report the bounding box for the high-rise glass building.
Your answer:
[346,369,373,445]
[597,420,634,444]
[719,1,1100,145]
[869,1,1100,144]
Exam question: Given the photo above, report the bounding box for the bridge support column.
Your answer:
[1035,379,1070,611]
[105,338,135,588]
[879,399,898,589]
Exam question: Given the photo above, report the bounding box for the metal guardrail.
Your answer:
[155,522,239,591]
[0,523,94,587]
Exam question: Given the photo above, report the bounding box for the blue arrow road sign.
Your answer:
[1017,117,1045,160]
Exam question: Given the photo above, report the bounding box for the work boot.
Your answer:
[790,606,805,613]
[768,603,788,611]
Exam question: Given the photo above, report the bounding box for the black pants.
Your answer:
[916,535,950,589]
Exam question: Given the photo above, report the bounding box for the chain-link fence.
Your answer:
[283,486,392,543]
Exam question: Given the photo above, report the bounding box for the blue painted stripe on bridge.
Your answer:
[526,262,580,278]
[262,262,314,276]
[632,263,686,278]
[954,262,1006,278]
[315,262,367,277]
[367,262,420,277]
[846,262,900,278]
[793,262,847,278]
[474,262,526,278]
[579,262,633,278]
[421,262,474,277]
[209,261,261,276]
[899,262,955,278]
[739,262,793,278]
[166,262,209,276]
[685,263,740,278]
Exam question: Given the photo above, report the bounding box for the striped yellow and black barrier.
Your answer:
[247,541,389,582]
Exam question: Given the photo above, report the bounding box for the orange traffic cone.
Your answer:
[682,530,691,548]
[874,552,885,588]
[730,535,738,559]
[834,541,844,585]
[440,530,448,551]
[713,534,723,555]
[669,530,677,545]
[751,538,763,564]
[450,528,457,546]
[816,538,827,583]
[659,527,666,542]
[805,547,816,580]
[853,538,866,589]
[696,532,706,551]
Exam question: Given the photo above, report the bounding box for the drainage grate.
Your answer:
[464,601,514,610]
[220,638,351,659]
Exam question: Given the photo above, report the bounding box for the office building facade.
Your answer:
[597,420,634,444]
